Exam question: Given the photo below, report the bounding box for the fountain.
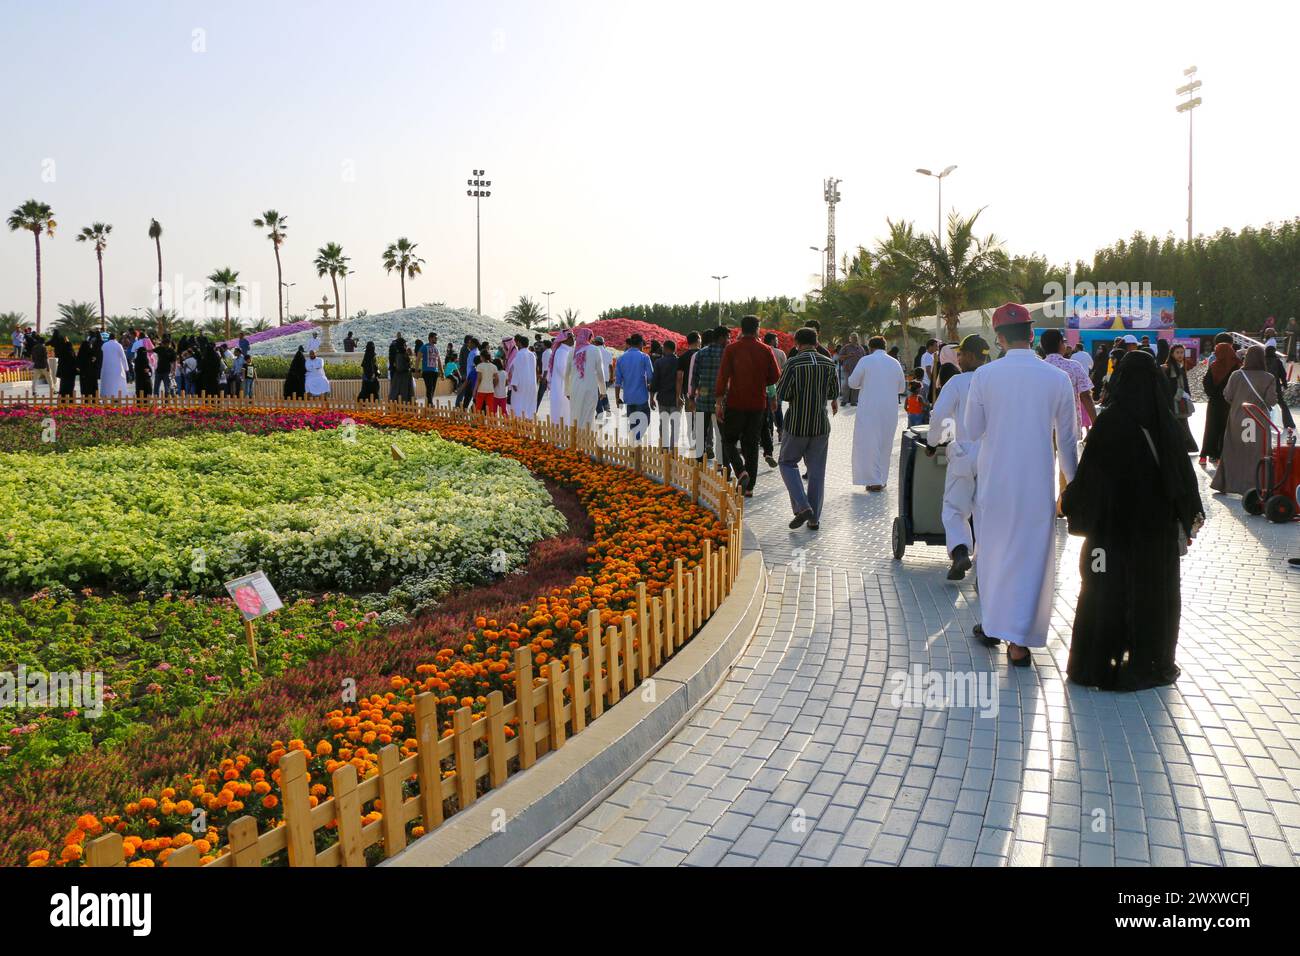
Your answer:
[311,296,344,362]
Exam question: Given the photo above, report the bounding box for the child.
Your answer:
[474,353,497,413]
[905,380,928,427]
[492,357,509,414]
[243,355,257,399]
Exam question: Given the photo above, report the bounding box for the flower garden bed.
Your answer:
[3,402,729,867]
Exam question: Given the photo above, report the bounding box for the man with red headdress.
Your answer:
[964,303,1079,667]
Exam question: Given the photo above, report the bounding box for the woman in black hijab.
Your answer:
[1061,350,1205,690]
[77,335,101,398]
[358,342,379,402]
[1162,343,1198,452]
[198,339,221,396]
[133,346,153,397]
[52,330,78,398]
[283,346,307,399]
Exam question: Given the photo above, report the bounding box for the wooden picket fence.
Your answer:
[10,393,745,868]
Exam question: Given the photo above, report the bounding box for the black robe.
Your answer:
[77,340,101,397]
[198,347,221,396]
[283,350,306,399]
[54,337,79,396]
[1161,363,1198,452]
[1061,353,1204,691]
[1200,369,1231,460]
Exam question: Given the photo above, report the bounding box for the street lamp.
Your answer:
[343,269,355,321]
[282,281,295,319]
[710,275,728,323]
[809,246,828,290]
[467,168,492,314]
[916,165,957,336]
[1176,66,1203,245]
[542,290,555,327]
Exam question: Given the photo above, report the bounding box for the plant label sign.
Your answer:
[224,571,283,621]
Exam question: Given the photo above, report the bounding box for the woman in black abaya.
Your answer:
[52,330,79,398]
[358,342,380,402]
[1061,350,1204,691]
[283,347,307,399]
[198,340,221,396]
[77,335,102,397]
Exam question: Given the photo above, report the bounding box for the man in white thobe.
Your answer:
[846,336,906,491]
[547,332,573,426]
[964,303,1079,666]
[925,334,990,580]
[564,328,607,429]
[99,334,130,398]
[507,334,538,420]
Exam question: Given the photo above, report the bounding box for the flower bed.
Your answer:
[576,318,686,349]
[9,404,727,867]
[1,425,564,595]
[257,306,527,357]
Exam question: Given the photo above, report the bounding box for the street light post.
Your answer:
[542,290,555,327]
[809,246,828,291]
[710,275,728,323]
[916,165,957,337]
[343,269,354,321]
[282,281,295,320]
[1176,67,1203,245]
[467,169,492,314]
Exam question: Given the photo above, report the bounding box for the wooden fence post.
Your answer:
[546,660,566,750]
[569,646,586,734]
[636,582,651,672]
[604,626,621,706]
[86,832,124,868]
[415,692,444,831]
[586,610,604,719]
[674,558,685,648]
[514,647,537,770]
[226,816,262,867]
[452,707,476,810]
[486,690,508,789]
[651,597,663,671]
[331,762,366,867]
[622,615,637,688]
[279,749,316,867]
[378,744,407,857]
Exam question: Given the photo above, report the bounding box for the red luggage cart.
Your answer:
[1241,403,1300,522]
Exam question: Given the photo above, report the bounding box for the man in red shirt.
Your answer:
[716,314,781,496]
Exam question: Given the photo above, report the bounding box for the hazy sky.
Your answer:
[3,0,1297,326]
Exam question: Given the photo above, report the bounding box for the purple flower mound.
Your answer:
[220,321,317,349]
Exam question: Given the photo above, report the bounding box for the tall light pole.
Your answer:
[710,275,728,323]
[343,269,355,321]
[467,169,492,314]
[542,290,555,327]
[282,281,295,319]
[809,245,828,290]
[1176,66,1203,245]
[916,165,957,336]
[822,178,841,287]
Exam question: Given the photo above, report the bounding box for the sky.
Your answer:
[2,0,1298,327]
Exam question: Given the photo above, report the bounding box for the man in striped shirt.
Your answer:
[775,326,840,530]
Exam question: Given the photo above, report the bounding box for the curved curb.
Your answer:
[384,550,767,868]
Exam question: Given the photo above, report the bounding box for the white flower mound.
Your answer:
[263,306,530,355]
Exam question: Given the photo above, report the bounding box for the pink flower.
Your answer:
[332,620,347,632]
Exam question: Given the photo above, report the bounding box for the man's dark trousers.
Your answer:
[720,408,763,490]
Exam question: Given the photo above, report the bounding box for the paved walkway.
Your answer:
[528,403,1300,867]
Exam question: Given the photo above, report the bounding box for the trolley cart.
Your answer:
[1240,403,1300,523]
[892,424,950,559]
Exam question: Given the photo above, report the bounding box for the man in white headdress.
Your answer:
[547,330,573,425]
[926,334,989,580]
[99,333,130,398]
[507,334,538,420]
[565,328,607,429]
[964,303,1079,667]
[846,335,906,491]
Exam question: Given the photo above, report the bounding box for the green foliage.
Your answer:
[0,312,24,338]
[54,302,101,339]
[506,295,545,328]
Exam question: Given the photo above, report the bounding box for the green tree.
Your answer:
[506,295,545,328]
[381,237,425,309]
[1,312,26,344]
[252,210,289,324]
[872,219,928,347]
[148,219,164,310]
[6,200,56,333]
[204,267,244,340]
[313,243,348,332]
[75,222,113,329]
[916,209,1012,341]
[53,302,101,339]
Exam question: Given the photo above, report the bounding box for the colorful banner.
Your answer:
[1067,294,1175,331]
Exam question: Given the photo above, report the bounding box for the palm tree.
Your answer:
[916,209,1012,341]
[75,223,113,329]
[381,237,425,308]
[148,219,164,310]
[6,200,56,333]
[313,243,348,330]
[53,301,101,340]
[251,210,288,324]
[873,219,928,347]
[506,295,545,328]
[146,307,177,339]
[204,268,245,340]
[556,308,581,329]
[1,312,25,344]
